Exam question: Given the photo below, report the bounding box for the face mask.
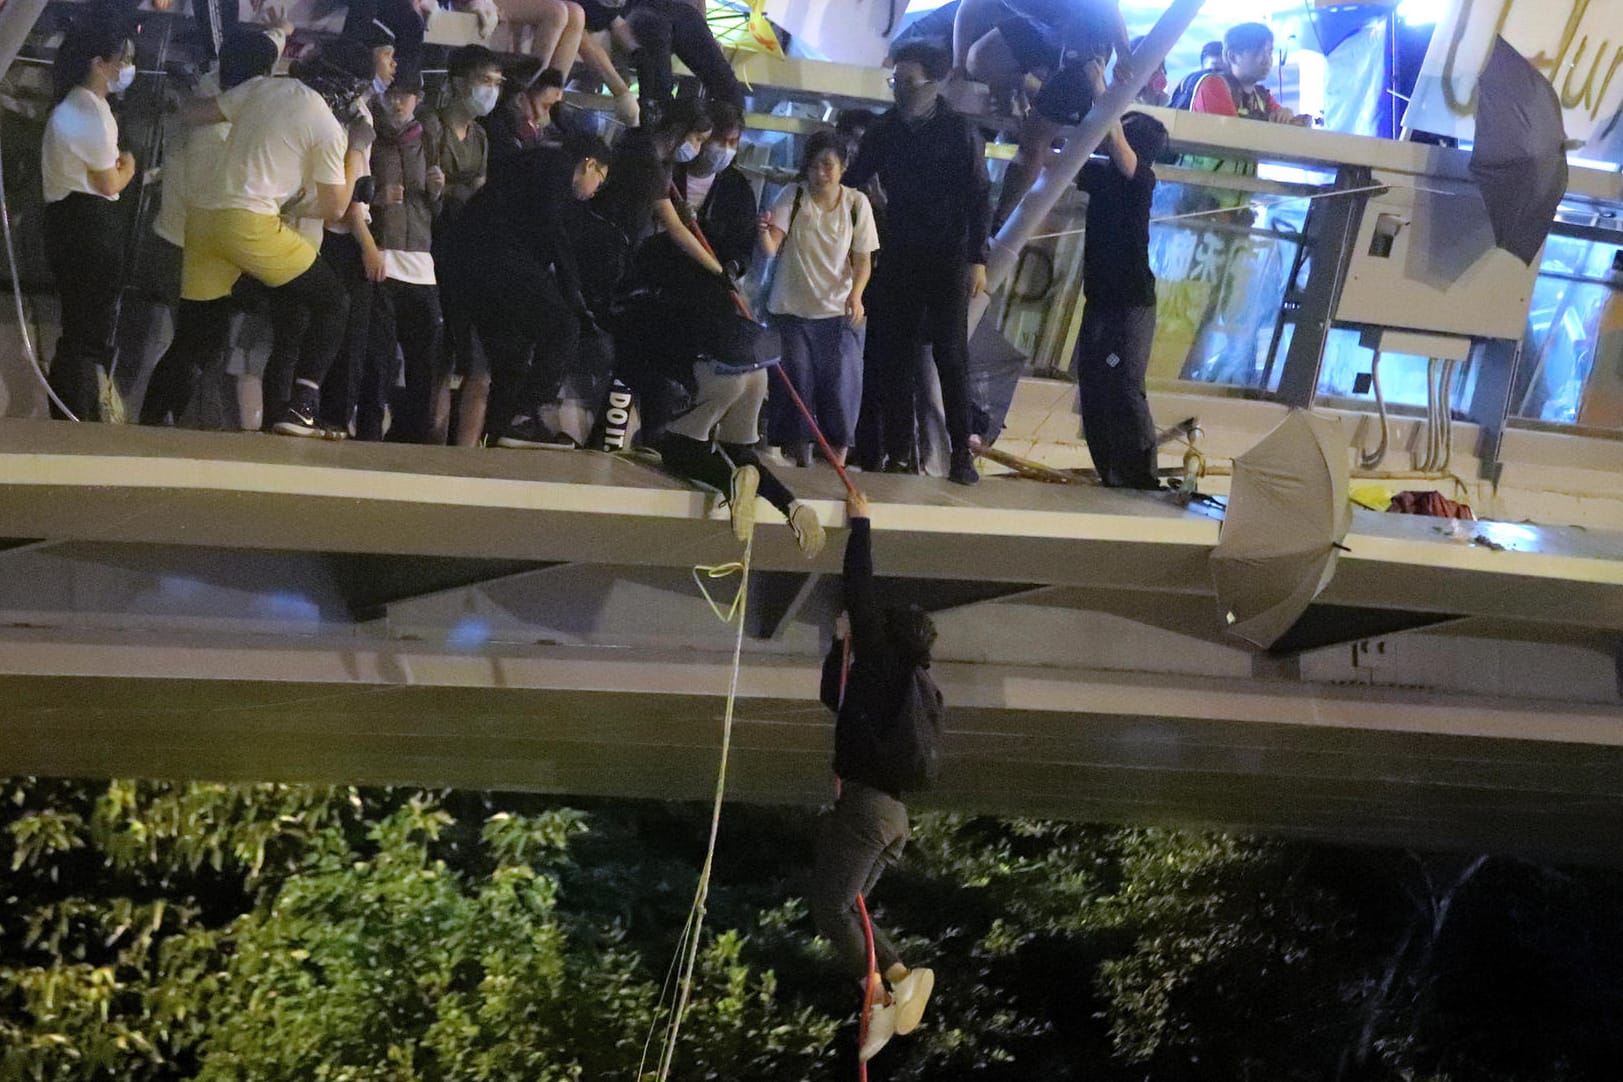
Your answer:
[468,84,499,117]
[674,140,700,164]
[697,144,735,174]
[371,75,391,98]
[108,63,136,94]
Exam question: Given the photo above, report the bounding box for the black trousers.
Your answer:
[43,194,124,421]
[462,258,579,434]
[863,251,973,466]
[1074,302,1158,488]
[627,0,745,106]
[368,278,445,443]
[141,296,234,424]
[312,231,376,431]
[660,432,796,516]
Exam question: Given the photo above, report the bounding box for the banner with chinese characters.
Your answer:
[1404,0,1623,158]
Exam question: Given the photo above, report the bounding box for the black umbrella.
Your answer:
[1469,35,1569,267]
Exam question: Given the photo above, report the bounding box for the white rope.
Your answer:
[640,535,754,1082]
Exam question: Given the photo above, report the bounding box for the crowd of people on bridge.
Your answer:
[36,0,1310,521]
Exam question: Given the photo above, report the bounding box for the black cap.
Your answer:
[389,60,424,95]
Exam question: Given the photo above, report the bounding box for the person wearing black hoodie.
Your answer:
[813,490,940,1063]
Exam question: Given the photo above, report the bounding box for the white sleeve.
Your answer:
[307,111,348,188]
[850,190,880,255]
[62,97,119,173]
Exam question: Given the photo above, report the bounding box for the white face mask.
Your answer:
[698,144,735,174]
[371,75,391,98]
[674,140,700,164]
[468,84,499,117]
[108,62,136,95]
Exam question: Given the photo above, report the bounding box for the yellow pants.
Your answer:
[181,207,317,302]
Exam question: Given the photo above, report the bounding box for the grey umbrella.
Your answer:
[1210,411,1351,650]
[1470,35,1569,266]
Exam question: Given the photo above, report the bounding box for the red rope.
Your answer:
[856,893,878,1082]
[669,184,859,498]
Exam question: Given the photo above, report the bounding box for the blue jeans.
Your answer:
[769,313,865,448]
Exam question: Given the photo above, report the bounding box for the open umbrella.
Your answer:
[1469,35,1569,267]
[1210,410,1351,650]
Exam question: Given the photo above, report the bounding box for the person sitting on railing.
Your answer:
[175,36,374,438]
[984,0,1133,229]
[813,488,939,1063]
[573,0,744,121]
[39,19,138,423]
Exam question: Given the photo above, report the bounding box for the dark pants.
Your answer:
[660,432,796,516]
[1073,302,1158,488]
[43,194,124,421]
[864,252,973,467]
[811,781,908,980]
[314,231,376,432]
[627,0,745,106]
[246,255,350,427]
[141,296,234,424]
[368,278,445,443]
[462,259,579,435]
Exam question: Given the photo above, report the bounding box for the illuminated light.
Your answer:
[448,617,492,650]
[1397,0,1448,25]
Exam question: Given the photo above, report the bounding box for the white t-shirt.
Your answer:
[41,87,120,204]
[197,77,346,217]
[383,250,436,285]
[767,184,879,320]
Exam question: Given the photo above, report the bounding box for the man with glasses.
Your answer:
[845,42,991,486]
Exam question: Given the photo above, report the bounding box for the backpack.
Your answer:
[881,666,945,794]
[822,639,945,795]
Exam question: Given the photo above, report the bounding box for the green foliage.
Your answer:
[4,779,1623,1082]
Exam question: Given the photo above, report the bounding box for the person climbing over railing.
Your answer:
[814,489,941,1063]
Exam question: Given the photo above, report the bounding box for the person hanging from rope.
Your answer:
[814,489,941,1062]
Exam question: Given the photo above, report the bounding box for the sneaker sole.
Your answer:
[893,969,934,1035]
[272,420,323,438]
[729,467,759,543]
[495,438,578,450]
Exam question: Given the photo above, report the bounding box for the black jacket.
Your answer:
[821,518,941,799]
[843,98,991,265]
[446,144,581,302]
[675,163,758,279]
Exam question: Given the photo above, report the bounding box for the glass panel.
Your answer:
[1515,236,1623,429]
[1315,329,1477,411]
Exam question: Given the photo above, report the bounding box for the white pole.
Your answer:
[982,0,1211,307]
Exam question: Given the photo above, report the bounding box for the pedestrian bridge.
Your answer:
[2,419,1621,864]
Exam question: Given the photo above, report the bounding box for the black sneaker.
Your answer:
[272,387,326,438]
[882,456,918,475]
[948,451,980,486]
[496,418,579,450]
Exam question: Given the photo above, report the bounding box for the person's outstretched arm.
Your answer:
[843,491,881,653]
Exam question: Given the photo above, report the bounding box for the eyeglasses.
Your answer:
[885,75,934,91]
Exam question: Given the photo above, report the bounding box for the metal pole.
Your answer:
[982,0,1210,307]
[0,0,50,86]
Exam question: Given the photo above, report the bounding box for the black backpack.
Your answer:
[881,666,945,794]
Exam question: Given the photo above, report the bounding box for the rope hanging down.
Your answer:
[644,537,754,1082]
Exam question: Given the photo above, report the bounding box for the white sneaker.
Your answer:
[729,465,759,543]
[859,999,897,1062]
[788,502,825,558]
[891,967,934,1035]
